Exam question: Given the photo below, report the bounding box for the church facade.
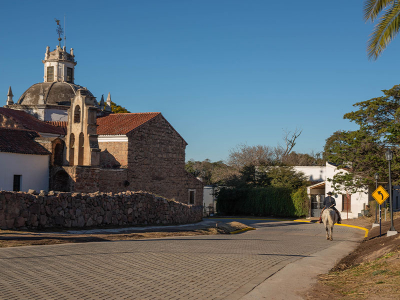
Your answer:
[1,44,203,206]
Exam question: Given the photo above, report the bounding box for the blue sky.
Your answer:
[1,1,399,162]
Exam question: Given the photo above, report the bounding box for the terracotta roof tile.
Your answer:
[96,112,161,135]
[45,121,68,134]
[0,108,64,135]
[0,128,50,155]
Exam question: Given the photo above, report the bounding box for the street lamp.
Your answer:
[374,172,379,225]
[386,149,398,236]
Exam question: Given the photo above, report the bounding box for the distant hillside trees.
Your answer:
[186,128,321,188]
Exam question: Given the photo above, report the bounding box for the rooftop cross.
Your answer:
[55,18,64,47]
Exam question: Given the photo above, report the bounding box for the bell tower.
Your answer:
[42,46,76,83]
[65,88,100,167]
[42,19,76,83]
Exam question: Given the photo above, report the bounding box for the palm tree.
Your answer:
[364,0,400,60]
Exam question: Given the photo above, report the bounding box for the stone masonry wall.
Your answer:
[99,169,129,193]
[63,166,100,193]
[0,190,203,230]
[98,141,128,168]
[126,114,203,205]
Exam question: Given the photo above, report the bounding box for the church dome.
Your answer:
[17,82,94,106]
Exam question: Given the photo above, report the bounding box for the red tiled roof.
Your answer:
[0,128,50,155]
[45,121,68,135]
[0,108,64,135]
[96,112,161,135]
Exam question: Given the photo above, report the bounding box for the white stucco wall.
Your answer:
[203,186,217,213]
[0,152,49,192]
[44,108,68,121]
[293,166,326,181]
[325,162,369,219]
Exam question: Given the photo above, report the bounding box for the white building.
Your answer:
[306,162,369,219]
[293,166,326,182]
[203,185,217,216]
[0,128,50,192]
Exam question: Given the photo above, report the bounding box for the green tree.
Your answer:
[324,83,400,190]
[111,101,130,113]
[364,0,400,59]
[264,166,307,190]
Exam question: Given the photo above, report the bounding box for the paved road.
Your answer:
[0,220,363,300]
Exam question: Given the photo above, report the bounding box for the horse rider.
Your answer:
[318,191,342,224]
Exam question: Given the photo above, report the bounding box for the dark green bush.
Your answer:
[291,187,309,217]
[216,186,308,217]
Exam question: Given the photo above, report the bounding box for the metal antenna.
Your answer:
[64,15,66,49]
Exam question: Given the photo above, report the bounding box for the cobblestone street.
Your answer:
[0,220,363,299]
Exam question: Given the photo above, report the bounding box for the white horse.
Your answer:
[322,208,338,241]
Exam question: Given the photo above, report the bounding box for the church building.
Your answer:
[1,43,203,206]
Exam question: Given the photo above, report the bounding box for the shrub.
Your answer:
[291,187,309,217]
[216,186,308,217]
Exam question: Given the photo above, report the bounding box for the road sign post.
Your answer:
[372,173,379,228]
[379,204,382,237]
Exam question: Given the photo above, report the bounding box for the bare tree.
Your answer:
[280,128,303,157]
[227,144,276,169]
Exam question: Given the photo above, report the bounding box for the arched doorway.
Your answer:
[53,142,64,166]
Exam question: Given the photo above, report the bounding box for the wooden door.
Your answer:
[342,194,351,212]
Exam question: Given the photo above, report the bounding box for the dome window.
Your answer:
[67,67,73,83]
[47,67,54,82]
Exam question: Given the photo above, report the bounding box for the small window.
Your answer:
[189,189,195,205]
[74,105,81,123]
[67,67,73,83]
[13,175,21,191]
[47,66,54,82]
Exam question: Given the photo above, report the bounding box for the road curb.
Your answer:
[295,219,369,238]
[230,227,256,234]
[335,224,369,238]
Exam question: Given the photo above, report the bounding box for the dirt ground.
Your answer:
[304,213,400,299]
[0,221,250,248]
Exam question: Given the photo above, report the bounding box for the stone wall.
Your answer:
[126,115,203,205]
[0,190,203,230]
[99,141,128,168]
[99,169,129,193]
[50,166,203,207]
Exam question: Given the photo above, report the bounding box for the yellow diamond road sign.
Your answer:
[372,185,389,205]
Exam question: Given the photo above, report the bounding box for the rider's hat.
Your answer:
[327,191,333,195]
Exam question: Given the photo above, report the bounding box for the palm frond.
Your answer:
[367,3,400,60]
[364,0,396,22]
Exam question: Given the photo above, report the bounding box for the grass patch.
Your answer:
[308,249,400,299]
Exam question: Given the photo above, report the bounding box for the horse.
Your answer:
[322,208,338,241]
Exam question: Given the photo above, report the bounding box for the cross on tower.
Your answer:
[55,18,64,47]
